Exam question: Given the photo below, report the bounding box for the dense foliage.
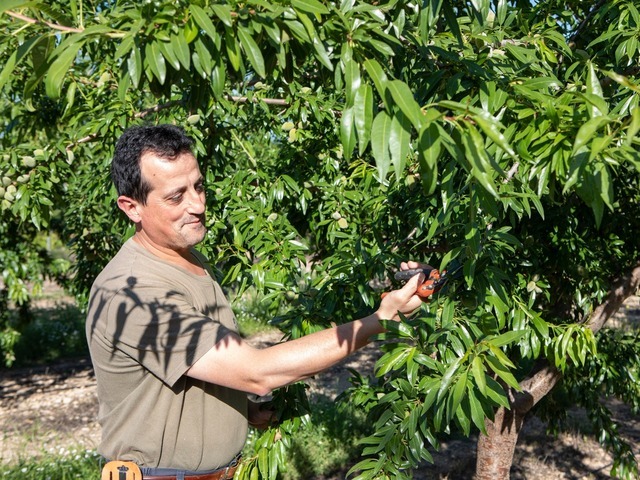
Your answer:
[1,0,639,478]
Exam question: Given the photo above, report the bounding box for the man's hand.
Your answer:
[248,398,277,430]
[377,267,426,321]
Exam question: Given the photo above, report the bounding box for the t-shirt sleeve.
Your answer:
[104,283,231,387]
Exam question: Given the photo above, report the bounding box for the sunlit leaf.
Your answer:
[45,41,83,99]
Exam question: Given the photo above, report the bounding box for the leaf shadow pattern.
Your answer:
[87,274,232,379]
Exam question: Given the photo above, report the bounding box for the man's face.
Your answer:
[135,151,206,253]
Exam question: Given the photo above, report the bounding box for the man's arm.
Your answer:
[186,273,424,396]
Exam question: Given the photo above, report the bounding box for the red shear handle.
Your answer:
[382,268,443,301]
[416,269,440,298]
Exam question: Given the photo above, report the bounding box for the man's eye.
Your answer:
[170,194,183,203]
[195,183,205,192]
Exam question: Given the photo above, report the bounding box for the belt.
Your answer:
[142,463,238,480]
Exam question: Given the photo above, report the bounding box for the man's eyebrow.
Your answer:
[163,177,204,198]
[163,186,187,198]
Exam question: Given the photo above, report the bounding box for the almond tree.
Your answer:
[1,1,638,478]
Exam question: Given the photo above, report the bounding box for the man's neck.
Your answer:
[132,233,206,276]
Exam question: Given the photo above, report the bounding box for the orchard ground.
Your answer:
[0,293,638,479]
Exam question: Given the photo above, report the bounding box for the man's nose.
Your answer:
[187,190,206,213]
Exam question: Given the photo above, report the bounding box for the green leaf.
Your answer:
[7,36,48,90]
[529,313,549,338]
[489,330,526,347]
[283,19,310,42]
[571,116,610,156]
[480,379,507,410]
[417,122,441,195]
[487,343,516,369]
[193,38,213,77]
[114,34,135,62]
[438,356,463,398]
[586,61,606,118]
[211,60,226,98]
[468,388,488,433]
[363,58,388,102]
[157,40,181,71]
[473,112,516,158]
[387,80,422,130]
[127,45,143,87]
[190,5,219,43]
[627,106,640,145]
[601,69,640,94]
[389,110,411,180]
[340,106,356,159]
[376,346,412,376]
[485,353,521,391]
[442,0,462,45]
[211,4,233,27]
[292,0,330,15]
[343,57,361,107]
[371,110,392,182]
[237,26,266,78]
[312,36,333,71]
[354,83,373,155]
[224,27,242,72]
[145,41,167,84]
[460,123,499,198]
[172,32,191,70]
[45,41,83,99]
[451,371,468,415]
[471,356,486,395]
[1,1,30,13]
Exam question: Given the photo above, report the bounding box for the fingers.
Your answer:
[401,273,427,310]
[403,270,425,293]
[401,260,433,271]
[379,271,424,319]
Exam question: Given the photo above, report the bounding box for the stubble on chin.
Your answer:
[186,220,207,245]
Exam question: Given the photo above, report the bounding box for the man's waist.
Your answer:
[104,453,241,480]
[141,464,238,480]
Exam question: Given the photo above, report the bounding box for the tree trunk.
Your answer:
[474,406,524,480]
[474,262,640,479]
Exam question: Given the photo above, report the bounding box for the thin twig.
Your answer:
[228,95,289,106]
[66,133,99,150]
[5,10,83,33]
[135,100,184,118]
[4,10,125,37]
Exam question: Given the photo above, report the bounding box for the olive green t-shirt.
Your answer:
[86,239,247,470]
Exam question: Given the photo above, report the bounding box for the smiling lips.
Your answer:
[185,216,204,226]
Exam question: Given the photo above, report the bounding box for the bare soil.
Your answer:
[1,303,639,478]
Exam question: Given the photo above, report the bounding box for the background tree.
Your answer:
[1,0,639,479]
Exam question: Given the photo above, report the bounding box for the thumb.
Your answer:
[402,271,425,297]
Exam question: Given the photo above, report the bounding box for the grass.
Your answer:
[0,447,102,479]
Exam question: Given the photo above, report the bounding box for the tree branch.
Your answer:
[512,361,562,414]
[587,260,640,333]
[568,0,608,47]
[66,133,99,151]
[4,10,125,37]
[134,100,184,118]
[511,260,640,415]
[5,10,83,33]
[228,95,289,106]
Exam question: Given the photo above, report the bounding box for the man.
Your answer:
[86,124,425,479]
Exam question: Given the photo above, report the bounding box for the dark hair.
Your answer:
[111,124,194,204]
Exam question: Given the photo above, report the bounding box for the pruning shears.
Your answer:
[383,260,462,301]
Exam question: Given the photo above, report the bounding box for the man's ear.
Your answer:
[117,195,142,223]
